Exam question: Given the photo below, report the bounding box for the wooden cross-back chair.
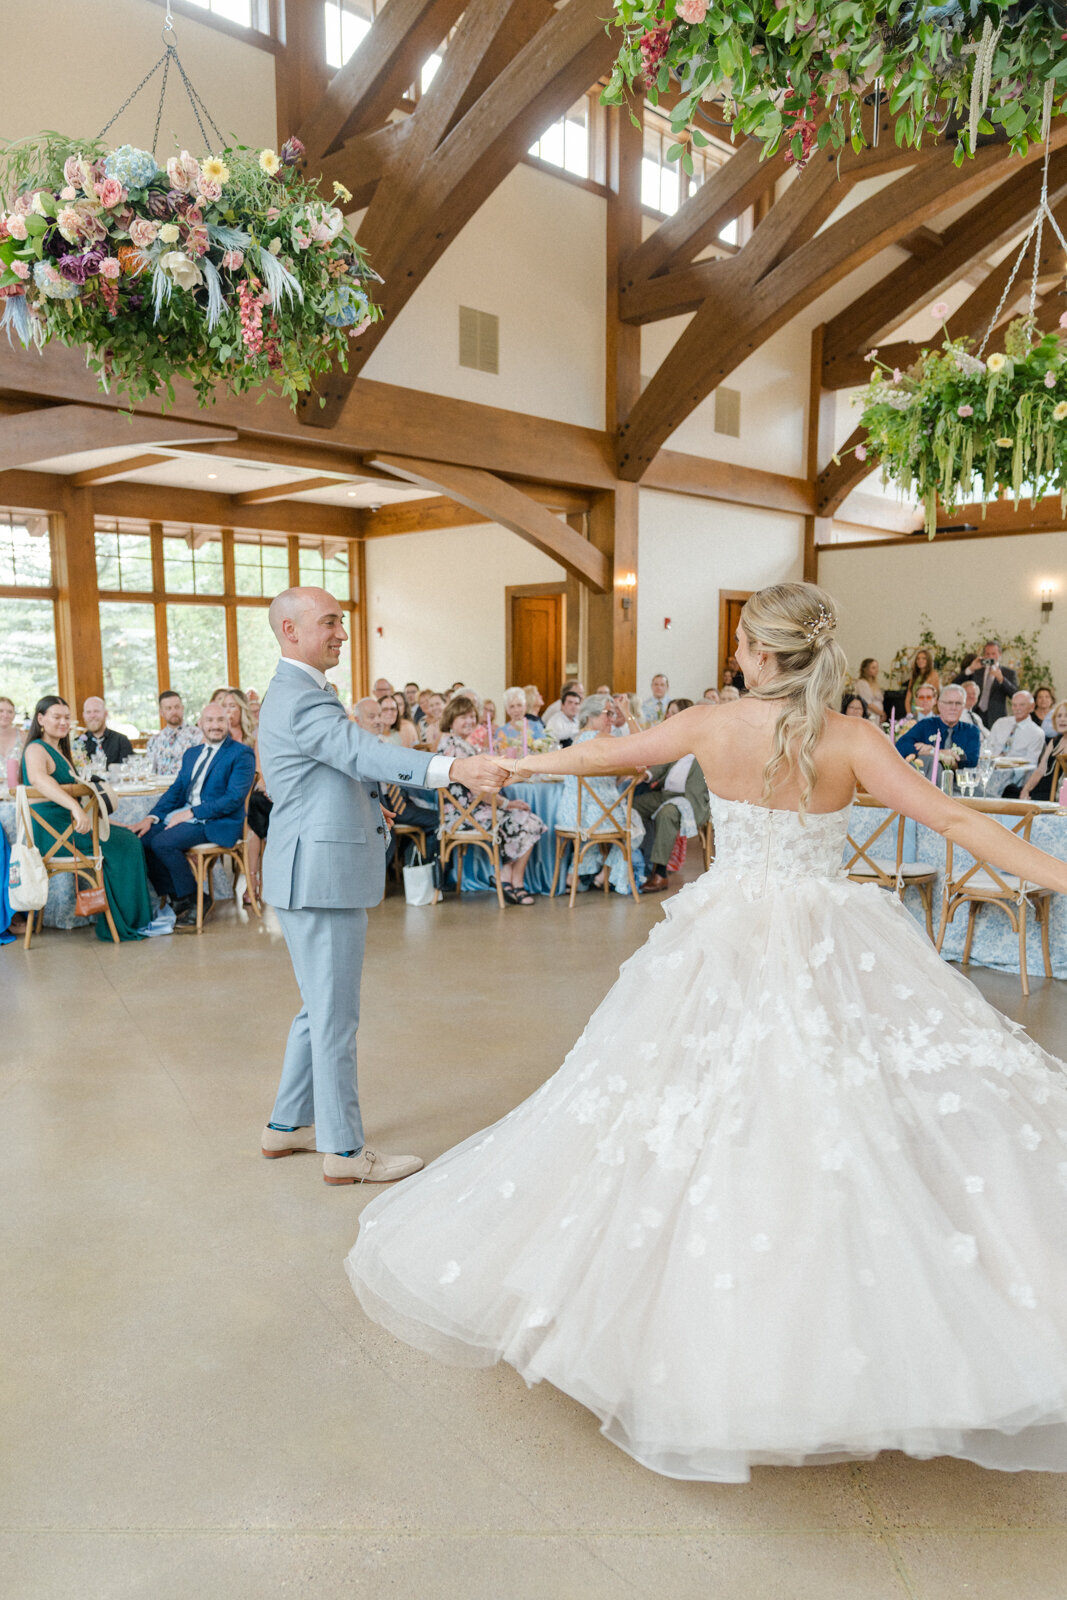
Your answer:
[1049,750,1067,805]
[697,819,715,872]
[844,795,939,940]
[434,789,504,908]
[184,831,261,934]
[934,798,1054,996]
[549,775,642,907]
[20,783,119,949]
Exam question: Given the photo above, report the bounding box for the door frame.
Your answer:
[505,582,567,691]
[718,589,752,688]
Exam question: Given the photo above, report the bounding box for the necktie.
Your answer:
[188,745,214,805]
[978,665,993,712]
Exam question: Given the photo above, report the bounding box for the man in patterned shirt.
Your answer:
[146,690,204,777]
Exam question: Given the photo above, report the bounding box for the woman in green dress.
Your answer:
[21,696,151,942]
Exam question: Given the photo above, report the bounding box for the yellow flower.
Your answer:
[201,156,230,184]
[158,223,180,244]
[1054,402,1067,422]
[333,180,353,204]
[995,436,1014,447]
[259,149,281,176]
[986,353,1008,372]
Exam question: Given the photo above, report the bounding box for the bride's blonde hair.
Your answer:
[739,582,847,817]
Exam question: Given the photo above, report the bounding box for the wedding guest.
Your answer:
[841,693,867,718]
[954,639,1017,723]
[855,658,884,720]
[22,696,150,940]
[634,747,710,892]
[898,681,938,732]
[1032,684,1056,731]
[723,653,745,692]
[641,674,670,724]
[665,697,693,718]
[903,648,940,714]
[895,684,980,772]
[130,701,256,932]
[702,687,720,705]
[373,677,394,699]
[419,692,447,751]
[719,686,740,703]
[960,679,985,728]
[0,696,24,772]
[543,680,582,723]
[497,688,532,753]
[483,699,498,726]
[210,685,257,746]
[523,685,546,737]
[244,688,262,729]
[80,696,133,767]
[609,693,642,736]
[987,690,1046,766]
[146,690,203,777]
[438,696,547,905]
[379,693,418,748]
[556,696,645,895]
[402,682,422,724]
[352,697,384,735]
[545,687,582,745]
[1015,700,1067,801]
[625,693,643,722]
[594,684,612,697]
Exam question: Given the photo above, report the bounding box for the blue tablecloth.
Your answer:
[848,802,1067,977]
[445,781,567,896]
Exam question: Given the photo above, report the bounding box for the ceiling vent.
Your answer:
[459,306,499,374]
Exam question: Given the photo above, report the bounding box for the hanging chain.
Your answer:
[95,12,225,156]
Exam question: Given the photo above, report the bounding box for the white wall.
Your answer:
[819,532,1067,690]
[2,0,277,150]
[364,523,565,702]
[636,490,806,696]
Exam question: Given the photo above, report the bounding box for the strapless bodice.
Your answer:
[707,792,851,887]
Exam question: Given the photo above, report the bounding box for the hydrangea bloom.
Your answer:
[33,261,81,299]
[103,146,159,189]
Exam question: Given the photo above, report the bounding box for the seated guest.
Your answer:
[545,686,583,746]
[210,685,256,746]
[79,696,133,767]
[130,701,256,932]
[954,639,1017,723]
[1032,684,1056,732]
[351,696,384,735]
[895,685,980,772]
[402,682,422,726]
[524,684,546,737]
[0,695,24,769]
[372,677,394,699]
[379,692,418,747]
[855,658,884,721]
[897,681,938,731]
[723,654,746,693]
[497,687,533,753]
[719,685,740,703]
[22,695,151,940]
[1015,700,1067,801]
[543,680,582,724]
[418,692,446,751]
[641,674,670,724]
[665,697,693,718]
[556,695,645,896]
[609,693,642,737]
[383,777,440,869]
[903,648,940,714]
[987,690,1046,766]
[634,746,710,892]
[438,696,546,905]
[146,690,204,777]
[702,687,720,705]
[960,679,985,728]
[841,692,867,718]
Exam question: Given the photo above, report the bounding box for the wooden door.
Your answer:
[508,588,563,700]
[718,590,752,689]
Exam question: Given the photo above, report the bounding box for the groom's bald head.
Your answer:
[269,586,348,673]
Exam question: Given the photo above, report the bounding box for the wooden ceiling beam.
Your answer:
[0,406,237,473]
[642,449,814,515]
[233,474,349,505]
[815,427,873,517]
[362,496,492,537]
[92,481,364,538]
[368,452,611,589]
[69,453,175,487]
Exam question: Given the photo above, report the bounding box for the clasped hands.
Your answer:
[449,753,514,796]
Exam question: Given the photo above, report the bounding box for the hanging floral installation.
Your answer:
[603,1,1067,173]
[0,132,381,410]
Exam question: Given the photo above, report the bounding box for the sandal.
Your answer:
[502,885,536,906]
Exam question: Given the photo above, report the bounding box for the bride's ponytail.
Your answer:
[739,583,847,817]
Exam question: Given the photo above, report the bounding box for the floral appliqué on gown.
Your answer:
[346,793,1067,1482]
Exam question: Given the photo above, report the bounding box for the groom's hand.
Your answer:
[450,754,510,795]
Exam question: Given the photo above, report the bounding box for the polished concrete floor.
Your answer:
[3,864,1067,1600]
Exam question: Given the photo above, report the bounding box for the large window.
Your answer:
[529,100,590,179]
[233,534,290,598]
[324,0,373,67]
[166,604,229,714]
[236,607,281,699]
[96,526,152,592]
[0,513,53,588]
[0,599,58,719]
[99,603,158,728]
[164,532,225,596]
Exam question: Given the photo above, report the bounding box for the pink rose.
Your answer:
[96,178,126,208]
[129,217,159,249]
[166,151,200,193]
[186,223,210,257]
[957,404,973,418]
[1045,371,1057,388]
[930,300,950,320]
[221,248,244,270]
[60,185,76,201]
[676,0,708,20]
[197,180,222,204]
[292,227,312,250]
[265,206,281,221]
[186,205,203,225]
[11,260,29,280]
[99,257,121,280]
[5,213,28,240]
[63,156,82,189]
[12,193,32,216]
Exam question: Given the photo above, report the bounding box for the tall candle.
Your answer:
[931,731,941,786]
[890,709,896,744]
[486,712,493,753]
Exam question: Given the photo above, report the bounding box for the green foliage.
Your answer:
[603,1,1067,162]
[889,612,1054,693]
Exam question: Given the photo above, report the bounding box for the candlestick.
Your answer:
[486,711,493,753]
[931,731,941,786]
[890,709,896,744]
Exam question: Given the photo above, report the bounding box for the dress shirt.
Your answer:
[546,710,580,742]
[642,697,667,724]
[987,714,1046,765]
[281,656,453,786]
[187,740,222,808]
[146,722,203,777]
[663,754,696,793]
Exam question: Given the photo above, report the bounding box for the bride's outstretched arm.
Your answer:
[849,719,1067,894]
[507,707,708,778]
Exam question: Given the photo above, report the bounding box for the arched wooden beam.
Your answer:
[0,407,236,474]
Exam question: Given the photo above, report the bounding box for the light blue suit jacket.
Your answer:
[259,660,434,911]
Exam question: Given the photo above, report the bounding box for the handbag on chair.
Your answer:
[9,787,49,912]
[74,871,108,918]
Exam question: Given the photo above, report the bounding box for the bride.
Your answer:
[346,583,1067,1483]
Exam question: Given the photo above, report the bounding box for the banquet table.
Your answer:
[846,798,1067,977]
[444,779,568,897]
[0,782,232,931]
[982,760,1036,799]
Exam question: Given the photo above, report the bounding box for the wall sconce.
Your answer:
[1040,583,1054,623]
[619,571,637,613]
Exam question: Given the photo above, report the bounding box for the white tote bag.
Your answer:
[402,848,437,907]
[9,786,49,912]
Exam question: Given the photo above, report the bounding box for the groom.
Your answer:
[258,587,507,1185]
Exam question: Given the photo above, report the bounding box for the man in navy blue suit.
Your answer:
[130,701,256,931]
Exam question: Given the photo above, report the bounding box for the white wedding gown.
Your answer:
[346,793,1067,1482]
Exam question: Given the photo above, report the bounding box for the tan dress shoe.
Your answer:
[323,1148,424,1185]
[261,1124,317,1158]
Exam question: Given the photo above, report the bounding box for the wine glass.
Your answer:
[976,754,994,797]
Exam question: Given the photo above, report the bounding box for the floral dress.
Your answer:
[556,731,645,895]
[438,734,547,861]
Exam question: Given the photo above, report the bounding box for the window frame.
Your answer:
[143,0,282,53]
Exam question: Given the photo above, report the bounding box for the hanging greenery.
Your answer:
[855,309,1067,537]
[603,1,1067,172]
[0,131,381,411]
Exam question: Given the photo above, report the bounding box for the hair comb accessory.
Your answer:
[804,604,835,644]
